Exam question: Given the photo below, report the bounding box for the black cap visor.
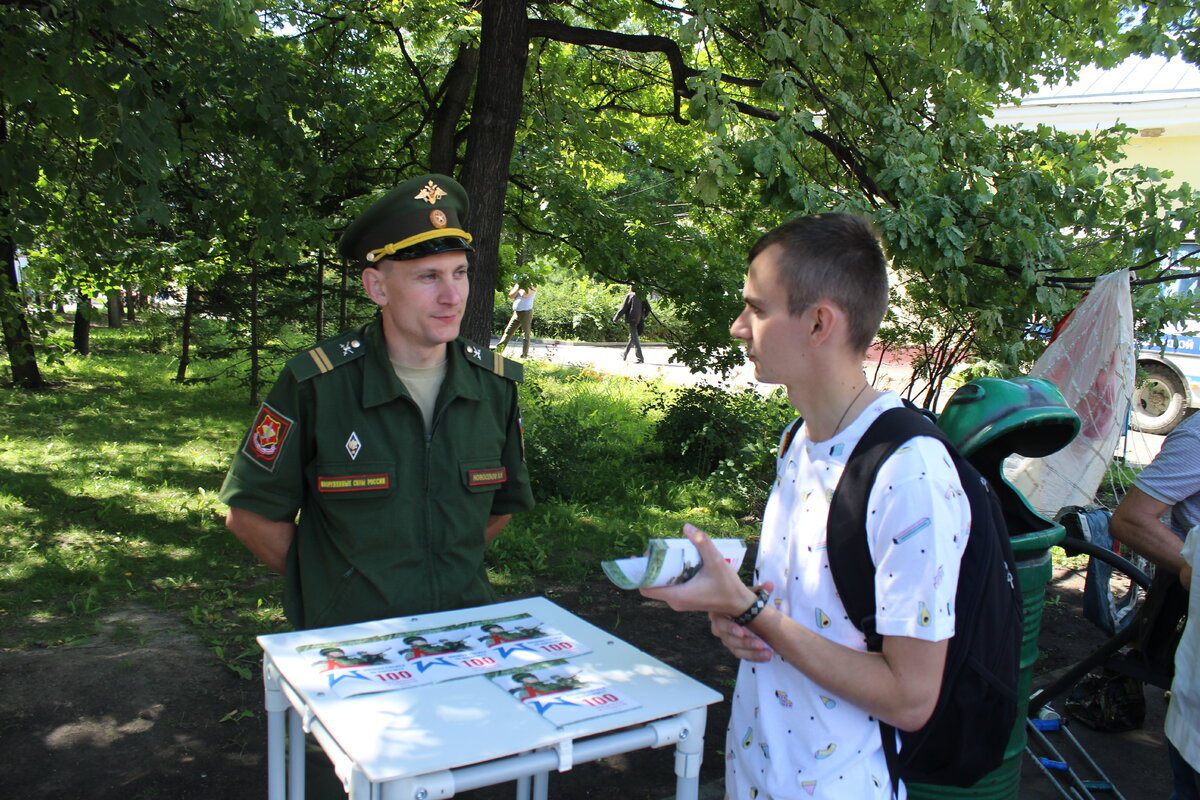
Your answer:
[379,236,474,263]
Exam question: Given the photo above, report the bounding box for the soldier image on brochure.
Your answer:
[479,621,548,645]
[312,646,389,672]
[399,634,471,661]
[507,670,586,700]
[491,664,642,726]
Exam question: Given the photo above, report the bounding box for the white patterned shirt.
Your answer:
[725,393,970,799]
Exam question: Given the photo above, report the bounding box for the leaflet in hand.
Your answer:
[298,614,591,698]
[601,537,746,589]
[490,662,640,726]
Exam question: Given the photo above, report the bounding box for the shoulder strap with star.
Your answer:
[459,339,523,382]
[287,328,370,382]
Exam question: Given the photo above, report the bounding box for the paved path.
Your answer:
[500,337,1166,469]
[496,338,759,389]
[498,337,915,395]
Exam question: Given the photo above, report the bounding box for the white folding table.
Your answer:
[258,596,723,800]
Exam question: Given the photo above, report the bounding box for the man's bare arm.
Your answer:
[736,605,947,731]
[485,514,512,543]
[1110,486,1186,574]
[225,507,296,574]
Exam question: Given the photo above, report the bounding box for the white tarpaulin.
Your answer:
[1005,269,1135,516]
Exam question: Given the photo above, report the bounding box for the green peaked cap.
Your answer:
[339,174,473,265]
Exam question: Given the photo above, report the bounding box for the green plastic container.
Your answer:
[906,378,1077,800]
[906,528,1063,799]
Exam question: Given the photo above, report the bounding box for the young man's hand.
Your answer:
[708,611,774,662]
[641,524,775,660]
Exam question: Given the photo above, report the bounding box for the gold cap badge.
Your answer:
[415,180,447,205]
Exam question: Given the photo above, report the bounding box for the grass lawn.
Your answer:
[0,324,766,679]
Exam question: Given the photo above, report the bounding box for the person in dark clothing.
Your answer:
[613,285,651,363]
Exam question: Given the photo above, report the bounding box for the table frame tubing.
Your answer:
[265,657,709,800]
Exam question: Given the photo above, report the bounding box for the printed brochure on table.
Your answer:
[489,662,641,727]
[296,613,592,698]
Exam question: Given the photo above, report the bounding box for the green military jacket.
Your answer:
[219,320,534,629]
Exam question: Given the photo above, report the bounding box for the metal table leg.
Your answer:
[672,707,708,800]
[264,658,288,800]
[288,705,306,800]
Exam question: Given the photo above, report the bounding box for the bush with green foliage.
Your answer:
[518,364,663,503]
[528,279,624,341]
[650,384,788,471]
[649,383,793,516]
[946,359,1019,388]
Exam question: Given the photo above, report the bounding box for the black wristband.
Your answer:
[732,588,770,626]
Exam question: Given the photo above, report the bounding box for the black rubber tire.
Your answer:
[1131,361,1187,435]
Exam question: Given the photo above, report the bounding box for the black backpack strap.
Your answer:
[827,405,949,799]
[827,406,948,648]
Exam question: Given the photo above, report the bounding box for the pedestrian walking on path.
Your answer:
[613,284,651,363]
[497,281,537,358]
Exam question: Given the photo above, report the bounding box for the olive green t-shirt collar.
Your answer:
[361,320,482,409]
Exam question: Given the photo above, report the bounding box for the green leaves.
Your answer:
[3,0,1196,392]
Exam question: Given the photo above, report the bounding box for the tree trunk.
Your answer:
[0,234,46,388]
[339,257,350,332]
[249,262,261,406]
[459,0,529,348]
[175,283,196,382]
[73,293,91,355]
[315,252,326,341]
[124,284,137,322]
[0,98,45,389]
[429,44,480,175]
[106,290,122,327]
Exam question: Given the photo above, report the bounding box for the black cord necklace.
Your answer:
[832,383,869,437]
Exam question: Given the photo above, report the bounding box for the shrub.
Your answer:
[518,365,661,503]
[649,384,793,517]
[946,359,1017,388]
[494,277,684,343]
[650,384,792,472]
[495,278,625,341]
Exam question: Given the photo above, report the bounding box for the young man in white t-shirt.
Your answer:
[644,213,970,798]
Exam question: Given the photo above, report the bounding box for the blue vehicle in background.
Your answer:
[1132,242,1200,434]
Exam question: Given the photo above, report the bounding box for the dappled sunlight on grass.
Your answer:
[0,327,275,658]
[3,324,775,679]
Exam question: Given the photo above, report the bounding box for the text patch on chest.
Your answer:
[317,474,391,492]
[467,467,507,486]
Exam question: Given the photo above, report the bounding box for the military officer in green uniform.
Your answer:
[220,174,534,630]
